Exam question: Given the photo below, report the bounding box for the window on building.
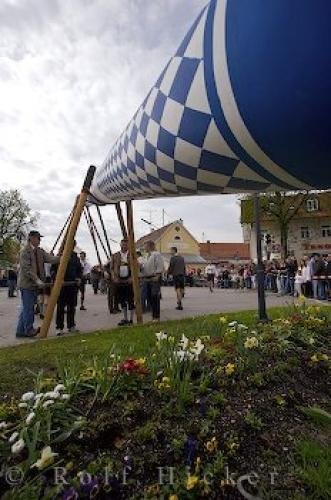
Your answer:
[301,226,311,239]
[174,236,181,240]
[306,198,319,212]
[321,225,331,238]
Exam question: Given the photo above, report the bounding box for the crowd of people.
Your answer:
[11,230,186,337]
[4,229,331,339]
[199,255,331,299]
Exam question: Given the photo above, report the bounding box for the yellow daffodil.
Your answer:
[31,446,58,470]
[169,495,178,500]
[310,354,319,363]
[219,316,227,325]
[168,336,175,344]
[225,363,236,375]
[186,475,199,490]
[321,354,329,361]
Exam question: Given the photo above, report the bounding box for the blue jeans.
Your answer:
[313,280,326,300]
[16,289,37,336]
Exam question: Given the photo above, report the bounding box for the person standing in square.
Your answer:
[16,230,59,338]
[167,246,186,310]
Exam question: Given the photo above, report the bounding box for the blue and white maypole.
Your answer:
[91,0,331,204]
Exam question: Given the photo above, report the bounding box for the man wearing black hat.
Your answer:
[16,230,59,338]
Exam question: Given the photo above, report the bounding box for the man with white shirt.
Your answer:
[205,262,217,292]
[79,251,92,311]
[111,239,134,326]
[143,240,164,321]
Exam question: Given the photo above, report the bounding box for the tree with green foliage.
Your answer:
[0,189,37,264]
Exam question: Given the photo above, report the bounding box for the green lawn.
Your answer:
[0,306,304,397]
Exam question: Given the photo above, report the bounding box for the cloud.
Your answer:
[1,0,243,261]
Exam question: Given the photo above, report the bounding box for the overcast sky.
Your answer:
[1,0,242,262]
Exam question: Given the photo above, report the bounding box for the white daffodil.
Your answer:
[54,384,65,393]
[42,400,55,409]
[8,431,19,443]
[31,446,58,469]
[44,391,60,399]
[26,412,35,425]
[18,402,28,409]
[11,438,25,454]
[21,392,35,402]
[175,349,186,362]
[0,421,8,430]
[179,334,189,350]
[228,321,238,327]
[155,331,167,341]
[238,324,248,330]
[190,339,205,359]
[33,396,43,409]
[61,394,70,400]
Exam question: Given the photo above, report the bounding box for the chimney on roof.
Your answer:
[206,239,211,255]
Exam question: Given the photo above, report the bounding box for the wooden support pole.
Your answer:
[39,166,96,338]
[126,200,143,324]
[96,205,112,258]
[84,208,103,267]
[52,210,73,254]
[115,202,128,239]
[86,206,110,260]
[57,196,79,256]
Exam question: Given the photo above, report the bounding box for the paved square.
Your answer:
[0,285,324,348]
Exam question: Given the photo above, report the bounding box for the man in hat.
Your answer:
[16,230,59,338]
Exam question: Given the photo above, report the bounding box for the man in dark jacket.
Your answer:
[7,267,17,298]
[53,245,82,336]
[167,246,186,310]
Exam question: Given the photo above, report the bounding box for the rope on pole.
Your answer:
[96,205,112,258]
[115,202,128,239]
[84,207,103,267]
[86,206,110,260]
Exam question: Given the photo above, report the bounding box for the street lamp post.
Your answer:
[253,193,268,322]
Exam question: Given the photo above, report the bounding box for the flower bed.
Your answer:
[0,301,330,499]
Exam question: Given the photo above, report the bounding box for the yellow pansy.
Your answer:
[186,475,199,490]
[205,437,218,453]
[225,363,236,375]
[244,337,259,349]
